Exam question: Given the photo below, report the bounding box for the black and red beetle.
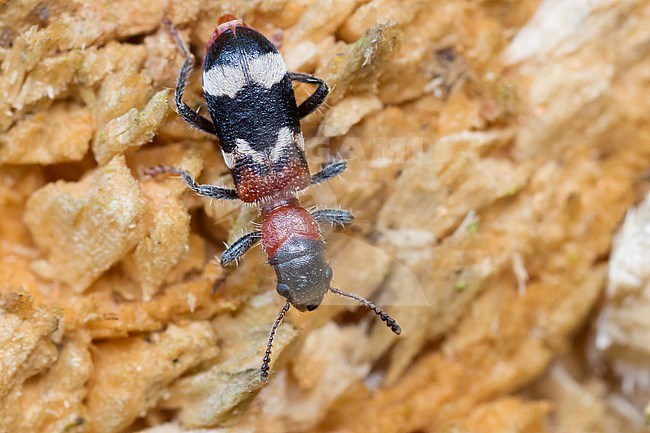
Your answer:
[149,15,401,382]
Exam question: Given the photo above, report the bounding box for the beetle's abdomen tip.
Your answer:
[215,15,250,37]
[207,15,251,48]
[218,14,238,25]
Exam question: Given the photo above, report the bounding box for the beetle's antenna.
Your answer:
[260,301,291,382]
[330,287,402,335]
[162,18,191,59]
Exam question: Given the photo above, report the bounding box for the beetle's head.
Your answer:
[271,238,332,312]
[261,235,402,383]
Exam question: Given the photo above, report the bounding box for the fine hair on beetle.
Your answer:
[146,14,402,383]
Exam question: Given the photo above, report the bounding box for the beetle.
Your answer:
[148,15,401,382]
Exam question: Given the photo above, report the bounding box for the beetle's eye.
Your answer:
[276,283,290,298]
[306,305,318,311]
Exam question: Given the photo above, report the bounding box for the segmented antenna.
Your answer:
[260,301,291,382]
[142,164,183,177]
[162,17,191,59]
[330,287,402,335]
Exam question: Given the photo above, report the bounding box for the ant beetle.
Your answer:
[148,15,402,382]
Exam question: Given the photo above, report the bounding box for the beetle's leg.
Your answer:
[164,19,217,135]
[310,160,346,185]
[221,231,262,266]
[311,209,354,226]
[145,165,239,200]
[289,72,329,119]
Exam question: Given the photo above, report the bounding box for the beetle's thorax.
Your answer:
[261,198,321,259]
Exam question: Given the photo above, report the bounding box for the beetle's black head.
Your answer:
[271,237,332,312]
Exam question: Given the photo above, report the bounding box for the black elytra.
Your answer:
[203,27,301,155]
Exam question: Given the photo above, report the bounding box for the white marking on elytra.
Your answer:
[203,52,286,98]
[203,65,246,99]
[248,52,286,89]
[270,127,301,163]
[223,127,302,168]
[235,138,268,165]
[297,132,305,151]
[221,148,236,169]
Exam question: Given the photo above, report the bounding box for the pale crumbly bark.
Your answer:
[0,1,649,433]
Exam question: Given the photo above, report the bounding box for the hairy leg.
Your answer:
[311,209,354,226]
[310,160,347,185]
[164,19,217,135]
[221,231,262,266]
[145,165,238,200]
[289,72,330,119]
